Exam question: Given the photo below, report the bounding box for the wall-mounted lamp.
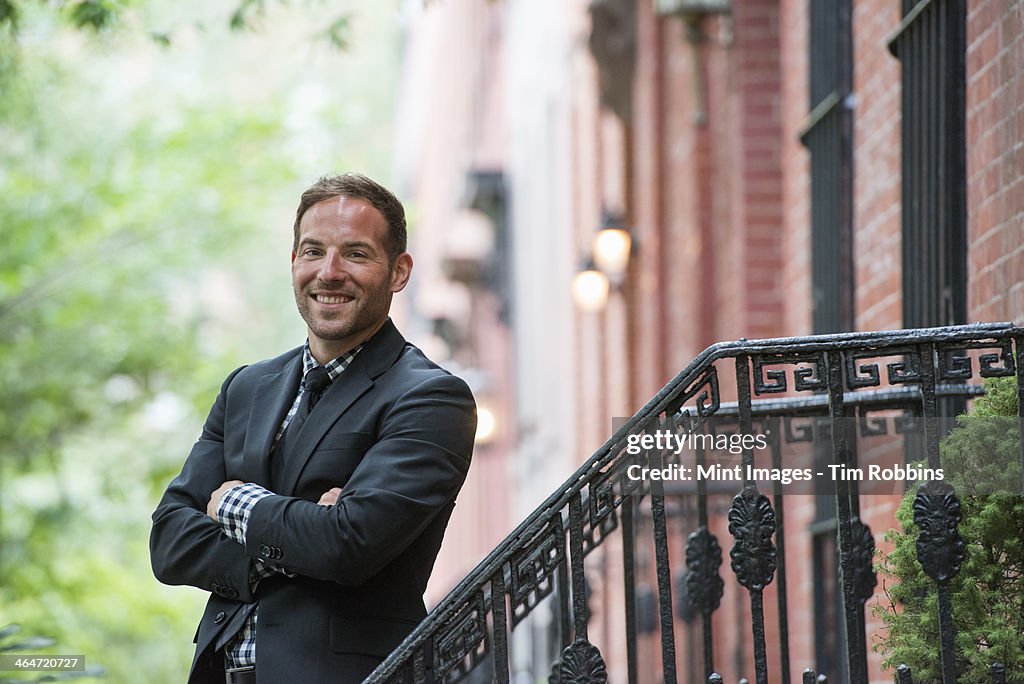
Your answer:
[653,0,730,16]
[475,403,497,444]
[572,259,611,313]
[653,0,732,125]
[592,214,633,287]
[573,213,634,313]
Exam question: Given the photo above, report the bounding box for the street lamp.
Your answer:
[592,215,633,287]
[572,259,611,313]
[475,404,497,444]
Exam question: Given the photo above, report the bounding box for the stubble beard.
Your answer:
[295,283,391,344]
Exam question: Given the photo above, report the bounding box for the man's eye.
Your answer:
[303,249,323,257]
[348,251,367,259]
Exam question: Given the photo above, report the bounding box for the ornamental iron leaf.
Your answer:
[685,526,724,613]
[849,518,878,603]
[549,660,561,684]
[912,480,965,584]
[728,486,777,591]
[555,638,608,684]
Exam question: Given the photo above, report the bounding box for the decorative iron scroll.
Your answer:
[582,474,619,556]
[728,486,777,591]
[858,407,916,438]
[550,639,608,684]
[782,415,831,443]
[857,407,889,437]
[849,518,878,603]
[603,432,651,502]
[845,348,921,389]
[912,480,965,584]
[752,353,827,395]
[685,526,724,613]
[434,590,488,679]
[670,366,721,432]
[937,339,1016,380]
[783,415,818,443]
[510,519,565,626]
[892,412,917,434]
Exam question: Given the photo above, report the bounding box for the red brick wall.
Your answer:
[632,0,672,401]
[779,0,812,338]
[967,0,1024,324]
[733,0,785,342]
[853,0,903,333]
[661,15,708,373]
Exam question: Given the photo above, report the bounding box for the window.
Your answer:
[889,0,968,328]
[800,0,855,334]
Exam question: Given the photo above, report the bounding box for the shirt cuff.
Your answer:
[216,482,273,545]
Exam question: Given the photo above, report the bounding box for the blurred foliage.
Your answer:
[0,0,351,52]
[0,1,398,682]
[874,377,1024,682]
[0,52,292,684]
[0,624,106,682]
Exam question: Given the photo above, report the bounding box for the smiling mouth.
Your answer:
[313,293,355,304]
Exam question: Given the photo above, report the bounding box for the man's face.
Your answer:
[291,196,412,362]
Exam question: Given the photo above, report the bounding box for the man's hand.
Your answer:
[317,487,342,506]
[207,480,245,521]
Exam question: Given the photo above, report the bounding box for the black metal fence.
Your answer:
[366,323,1024,684]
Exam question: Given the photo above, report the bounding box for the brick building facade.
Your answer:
[394,0,1023,681]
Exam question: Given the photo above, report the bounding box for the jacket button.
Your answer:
[214,612,226,624]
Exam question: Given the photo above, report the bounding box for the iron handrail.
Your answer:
[366,322,1023,683]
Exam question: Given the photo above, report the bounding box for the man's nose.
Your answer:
[318,250,349,282]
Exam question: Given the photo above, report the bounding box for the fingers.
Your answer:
[317,487,343,506]
[206,480,246,520]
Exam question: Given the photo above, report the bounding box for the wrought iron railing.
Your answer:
[366,323,1024,684]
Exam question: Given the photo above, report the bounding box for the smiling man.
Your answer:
[150,174,477,684]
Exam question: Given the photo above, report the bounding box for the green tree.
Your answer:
[0,2,399,681]
[0,55,296,683]
[874,376,1024,682]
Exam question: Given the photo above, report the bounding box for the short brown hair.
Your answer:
[293,173,408,261]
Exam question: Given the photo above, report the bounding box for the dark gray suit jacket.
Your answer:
[150,320,476,683]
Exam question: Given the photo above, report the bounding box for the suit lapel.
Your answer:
[277,366,374,495]
[242,353,303,487]
[277,319,408,496]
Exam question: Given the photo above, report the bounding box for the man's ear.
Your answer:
[291,251,296,264]
[390,253,413,293]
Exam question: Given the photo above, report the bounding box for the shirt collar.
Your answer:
[301,340,364,386]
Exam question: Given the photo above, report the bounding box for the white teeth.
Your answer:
[318,295,351,304]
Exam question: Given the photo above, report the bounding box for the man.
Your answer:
[151,173,476,683]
